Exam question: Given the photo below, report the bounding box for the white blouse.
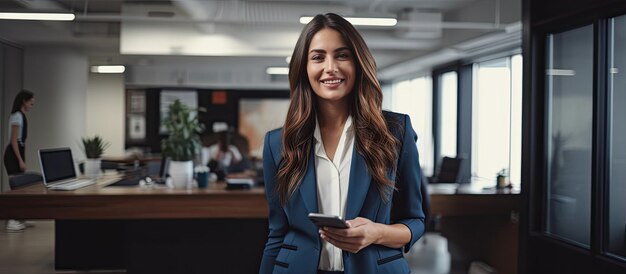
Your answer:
[314,115,355,271]
[7,112,24,143]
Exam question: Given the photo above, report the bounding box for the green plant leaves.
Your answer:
[81,135,110,159]
[161,99,204,161]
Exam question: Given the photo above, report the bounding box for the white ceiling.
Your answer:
[0,0,521,81]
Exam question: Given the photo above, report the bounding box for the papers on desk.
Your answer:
[225,178,255,190]
[96,172,125,186]
[427,183,458,194]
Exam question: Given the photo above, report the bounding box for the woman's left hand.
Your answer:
[319,217,383,253]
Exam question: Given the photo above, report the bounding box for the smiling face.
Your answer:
[306,28,356,105]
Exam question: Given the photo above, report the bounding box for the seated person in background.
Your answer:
[227,130,253,173]
[206,132,242,180]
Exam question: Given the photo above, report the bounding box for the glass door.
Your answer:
[545,24,594,247]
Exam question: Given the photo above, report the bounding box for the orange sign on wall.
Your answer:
[212,91,227,104]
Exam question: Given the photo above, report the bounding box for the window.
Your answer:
[471,55,523,187]
[439,71,458,158]
[545,24,593,247]
[385,76,434,176]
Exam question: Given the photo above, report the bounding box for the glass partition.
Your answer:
[545,24,593,247]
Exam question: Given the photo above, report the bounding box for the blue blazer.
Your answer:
[260,111,425,274]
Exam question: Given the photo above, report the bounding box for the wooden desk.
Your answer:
[0,179,269,273]
[0,181,519,220]
[429,183,521,216]
[0,181,520,274]
[0,180,267,220]
[428,183,521,274]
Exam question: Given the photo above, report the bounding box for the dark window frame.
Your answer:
[522,1,626,271]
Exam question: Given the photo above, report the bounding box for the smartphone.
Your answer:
[308,213,349,229]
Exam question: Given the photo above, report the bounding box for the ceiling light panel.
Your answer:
[0,12,75,21]
[299,16,397,26]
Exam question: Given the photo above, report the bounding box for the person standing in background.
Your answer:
[4,89,34,232]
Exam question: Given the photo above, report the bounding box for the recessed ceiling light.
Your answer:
[0,12,75,21]
[90,65,126,74]
[299,16,397,27]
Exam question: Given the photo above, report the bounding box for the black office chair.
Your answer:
[429,156,463,184]
[8,172,43,190]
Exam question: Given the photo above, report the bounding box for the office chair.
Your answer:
[8,172,43,190]
[429,156,463,184]
[404,168,451,274]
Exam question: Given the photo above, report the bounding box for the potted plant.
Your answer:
[81,135,110,178]
[161,99,204,188]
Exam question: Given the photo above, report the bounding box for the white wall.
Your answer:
[22,46,88,169]
[86,73,125,157]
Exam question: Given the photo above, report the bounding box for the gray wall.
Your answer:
[0,45,128,190]
[22,46,88,172]
[1,42,23,192]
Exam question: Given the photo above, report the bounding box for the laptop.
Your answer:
[39,147,96,191]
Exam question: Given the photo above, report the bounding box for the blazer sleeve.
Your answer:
[259,131,288,274]
[391,115,426,253]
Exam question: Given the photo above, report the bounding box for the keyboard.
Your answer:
[48,178,96,191]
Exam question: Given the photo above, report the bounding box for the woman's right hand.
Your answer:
[19,161,26,171]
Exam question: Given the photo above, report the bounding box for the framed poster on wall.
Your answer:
[126,90,146,142]
[238,98,290,158]
[128,115,146,140]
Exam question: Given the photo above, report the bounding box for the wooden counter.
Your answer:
[0,180,520,274]
[429,183,521,216]
[1,180,518,220]
[0,179,267,219]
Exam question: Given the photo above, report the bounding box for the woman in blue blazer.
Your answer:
[260,13,425,274]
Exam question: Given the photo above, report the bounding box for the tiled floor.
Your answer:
[0,220,124,274]
[2,220,469,274]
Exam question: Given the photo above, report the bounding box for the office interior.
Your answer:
[0,0,625,273]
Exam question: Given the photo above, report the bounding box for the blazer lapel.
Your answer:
[346,149,371,220]
[299,148,318,214]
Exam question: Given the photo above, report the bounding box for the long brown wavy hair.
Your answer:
[276,13,400,205]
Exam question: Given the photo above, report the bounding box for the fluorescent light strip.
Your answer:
[91,65,125,74]
[0,12,75,21]
[299,16,397,26]
[266,67,289,75]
